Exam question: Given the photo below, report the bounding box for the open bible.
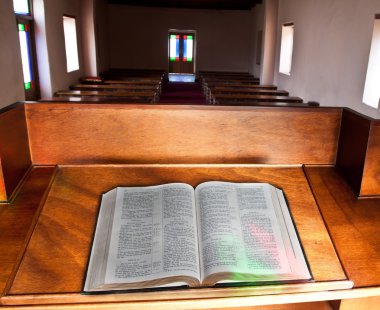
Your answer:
[84,182,312,292]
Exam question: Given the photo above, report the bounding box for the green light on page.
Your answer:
[18,23,25,31]
[24,82,31,90]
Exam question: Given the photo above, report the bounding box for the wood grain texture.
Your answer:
[8,165,346,298]
[25,104,341,165]
[213,95,302,103]
[361,121,380,197]
[0,166,56,295]
[304,166,380,288]
[0,104,31,201]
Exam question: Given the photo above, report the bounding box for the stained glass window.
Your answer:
[183,35,193,62]
[13,0,30,15]
[18,23,33,90]
[170,34,180,62]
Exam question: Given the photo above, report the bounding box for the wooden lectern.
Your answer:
[0,103,379,309]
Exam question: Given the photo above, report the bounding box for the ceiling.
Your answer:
[107,0,263,10]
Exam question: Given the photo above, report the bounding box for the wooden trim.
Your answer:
[0,105,32,201]
[361,120,380,197]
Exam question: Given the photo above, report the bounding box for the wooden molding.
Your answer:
[0,104,32,201]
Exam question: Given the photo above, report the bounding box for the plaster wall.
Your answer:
[107,5,252,72]
[274,0,380,119]
[0,0,25,109]
[249,4,265,77]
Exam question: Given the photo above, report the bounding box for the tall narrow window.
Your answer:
[13,0,39,99]
[363,16,380,109]
[183,35,193,62]
[279,23,294,75]
[63,16,79,72]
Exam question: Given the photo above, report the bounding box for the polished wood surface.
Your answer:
[0,166,56,295]
[0,104,31,201]
[213,94,303,103]
[25,104,341,165]
[211,88,288,96]
[103,79,161,85]
[304,165,380,287]
[54,90,156,99]
[361,120,380,197]
[214,101,317,107]
[206,84,277,90]
[70,84,159,91]
[7,165,347,301]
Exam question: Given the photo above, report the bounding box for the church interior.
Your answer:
[0,0,380,309]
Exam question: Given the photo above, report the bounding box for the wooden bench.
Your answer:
[209,88,289,103]
[70,83,159,92]
[212,94,303,104]
[54,90,157,103]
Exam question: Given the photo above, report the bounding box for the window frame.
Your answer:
[14,0,40,100]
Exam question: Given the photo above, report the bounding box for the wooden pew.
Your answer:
[203,83,278,101]
[54,90,157,103]
[70,83,159,92]
[212,94,303,104]
[213,101,319,107]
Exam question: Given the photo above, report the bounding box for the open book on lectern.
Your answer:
[84,181,312,292]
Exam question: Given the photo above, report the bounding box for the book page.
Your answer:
[104,183,200,285]
[195,182,297,283]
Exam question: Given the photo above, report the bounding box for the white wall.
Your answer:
[0,0,25,109]
[107,5,252,72]
[81,0,97,76]
[274,0,380,119]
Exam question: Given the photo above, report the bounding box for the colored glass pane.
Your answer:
[13,0,30,14]
[169,34,177,61]
[24,82,31,90]
[186,35,193,62]
[18,23,25,31]
[183,36,187,61]
[18,25,32,85]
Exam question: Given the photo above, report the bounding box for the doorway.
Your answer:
[168,30,196,79]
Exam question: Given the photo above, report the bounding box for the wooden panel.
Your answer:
[8,165,346,300]
[361,121,380,196]
[336,109,371,195]
[304,166,380,287]
[0,104,31,201]
[0,166,56,295]
[25,104,341,165]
